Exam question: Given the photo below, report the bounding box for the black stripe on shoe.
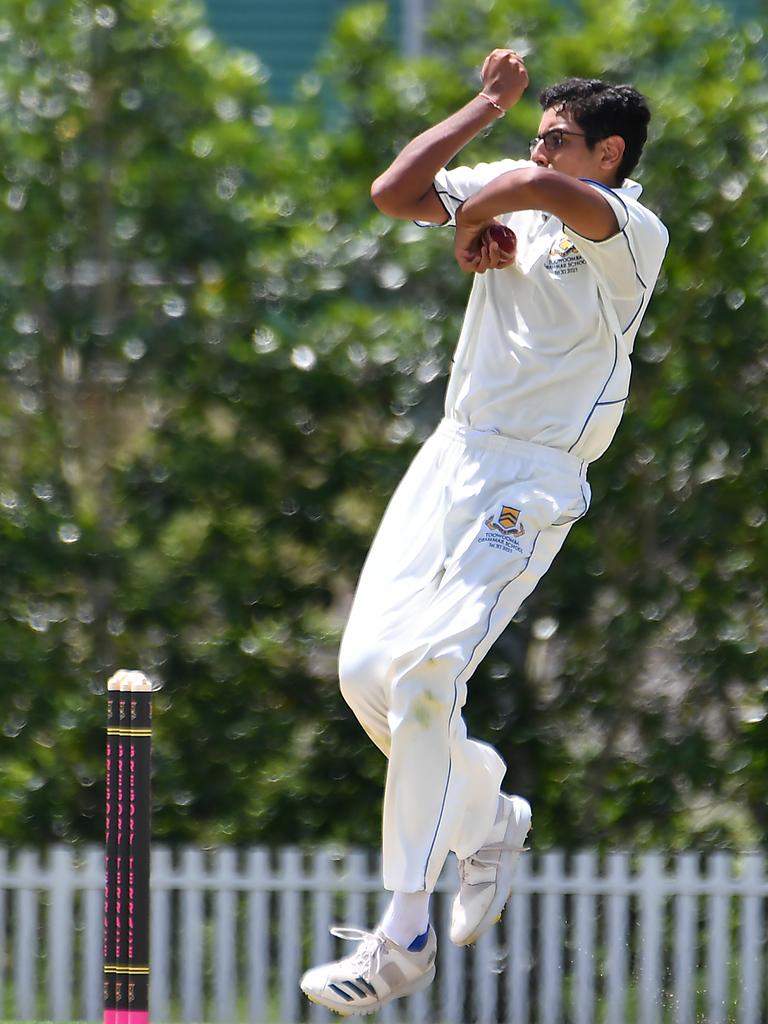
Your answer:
[356,976,377,996]
[342,981,369,999]
[329,984,354,1002]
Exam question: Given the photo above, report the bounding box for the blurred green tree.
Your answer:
[0,0,369,843]
[0,0,765,852]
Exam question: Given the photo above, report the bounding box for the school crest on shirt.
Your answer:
[486,505,525,537]
[544,235,587,276]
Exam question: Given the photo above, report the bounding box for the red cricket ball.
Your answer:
[485,223,517,255]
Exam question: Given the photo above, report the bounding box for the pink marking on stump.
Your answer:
[104,1010,149,1024]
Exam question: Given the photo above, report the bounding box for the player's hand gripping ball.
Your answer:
[484,223,517,256]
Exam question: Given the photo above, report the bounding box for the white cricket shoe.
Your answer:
[450,793,532,946]
[300,924,436,1016]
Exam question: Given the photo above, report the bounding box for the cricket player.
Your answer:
[301,49,669,1015]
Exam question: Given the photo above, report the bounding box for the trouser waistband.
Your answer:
[436,418,587,477]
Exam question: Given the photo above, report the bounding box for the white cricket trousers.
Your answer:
[339,418,590,893]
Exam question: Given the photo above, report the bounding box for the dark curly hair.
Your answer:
[539,79,651,183]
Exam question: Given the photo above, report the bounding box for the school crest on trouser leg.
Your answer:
[485,505,525,537]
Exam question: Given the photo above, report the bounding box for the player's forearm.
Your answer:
[370,96,502,219]
[458,167,619,241]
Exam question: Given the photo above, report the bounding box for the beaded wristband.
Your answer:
[479,92,505,116]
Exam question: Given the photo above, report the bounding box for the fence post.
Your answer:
[179,848,205,1022]
[343,848,368,926]
[605,851,630,1023]
[246,848,270,1024]
[673,851,699,1024]
[83,845,105,1022]
[277,847,303,1024]
[474,926,498,1024]
[538,850,564,1024]
[439,860,466,1024]
[638,852,665,1024]
[48,845,74,1021]
[506,851,532,1024]
[213,847,238,1024]
[739,852,763,1024]
[308,847,336,1024]
[376,885,398,1024]
[705,852,731,1024]
[14,849,40,1021]
[573,850,597,1024]
[150,847,172,1024]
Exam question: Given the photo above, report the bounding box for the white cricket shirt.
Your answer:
[428,160,669,463]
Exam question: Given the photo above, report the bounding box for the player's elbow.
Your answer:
[371,175,445,223]
[370,174,406,218]
[370,175,391,212]
[370,170,427,219]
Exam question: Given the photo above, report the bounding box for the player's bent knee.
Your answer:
[389,652,469,726]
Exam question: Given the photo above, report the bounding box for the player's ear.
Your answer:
[599,134,625,178]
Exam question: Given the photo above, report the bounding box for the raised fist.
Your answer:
[480,49,529,112]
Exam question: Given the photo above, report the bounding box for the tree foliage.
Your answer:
[0,0,765,852]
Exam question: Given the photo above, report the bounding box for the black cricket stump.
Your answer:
[104,670,152,1024]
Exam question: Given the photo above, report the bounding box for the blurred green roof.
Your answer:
[203,0,760,103]
[203,0,403,101]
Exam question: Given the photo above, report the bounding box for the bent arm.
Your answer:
[457,166,620,241]
[371,97,504,223]
[371,49,529,223]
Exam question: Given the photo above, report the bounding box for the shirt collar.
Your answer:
[618,177,642,198]
[579,176,643,199]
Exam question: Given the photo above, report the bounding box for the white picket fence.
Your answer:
[0,844,766,1023]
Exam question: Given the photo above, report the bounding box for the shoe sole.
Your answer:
[302,965,436,1017]
[453,795,532,947]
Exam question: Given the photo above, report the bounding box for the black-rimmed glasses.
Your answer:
[529,128,593,152]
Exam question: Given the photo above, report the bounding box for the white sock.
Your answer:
[379,891,431,948]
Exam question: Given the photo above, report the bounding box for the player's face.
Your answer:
[530,107,611,182]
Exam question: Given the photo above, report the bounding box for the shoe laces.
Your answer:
[459,842,528,883]
[329,926,388,979]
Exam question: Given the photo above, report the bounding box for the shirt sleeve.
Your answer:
[416,159,532,227]
[563,181,670,335]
